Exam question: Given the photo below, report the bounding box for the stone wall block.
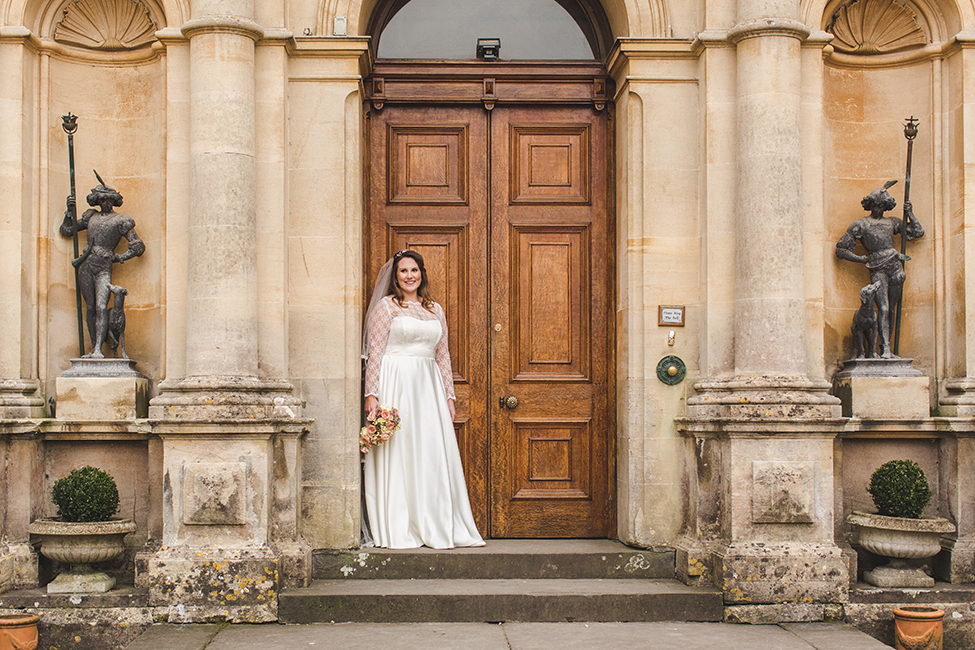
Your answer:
[0,542,11,594]
[715,542,849,604]
[147,547,278,622]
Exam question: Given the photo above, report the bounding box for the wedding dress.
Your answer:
[363,296,484,549]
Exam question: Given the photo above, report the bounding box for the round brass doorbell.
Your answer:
[656,355,686,385]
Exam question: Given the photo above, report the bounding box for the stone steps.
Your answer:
[282,541,723,624]
[312,539,675,580]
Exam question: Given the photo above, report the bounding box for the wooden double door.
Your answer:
[366,66,614,537]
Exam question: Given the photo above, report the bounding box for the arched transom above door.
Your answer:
[318,0,674,44]
[372,0,602,60]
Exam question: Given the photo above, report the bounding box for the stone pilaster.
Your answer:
[941,379,975,417]
[0,30,44,419]
[0,423,43,589]
[937,423,975,583]
[939,46,975,416]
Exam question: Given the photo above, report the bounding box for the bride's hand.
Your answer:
[364,395,378,416]
[448,399,456,421]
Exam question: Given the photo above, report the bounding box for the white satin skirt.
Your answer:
[363,349,484,549]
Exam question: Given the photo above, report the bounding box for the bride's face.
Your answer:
[396,257,422,296]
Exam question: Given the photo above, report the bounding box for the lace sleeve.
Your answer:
[434,303,456,400]
[364,299,392,397]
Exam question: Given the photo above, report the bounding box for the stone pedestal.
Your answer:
[55,359,148,420]
[148,547,279,622]
[46,571,115,593]
[145,420,310,622]
[864,562,935,587]
[832,358,929,419]
[678,419,849,607]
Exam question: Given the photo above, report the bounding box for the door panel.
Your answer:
[368,105,490,530]
[367,94,612,539]
[490,106,610,537]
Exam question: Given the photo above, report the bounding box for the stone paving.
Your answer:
[126,621,893,650]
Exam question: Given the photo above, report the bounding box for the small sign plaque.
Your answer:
[658,305,685,327]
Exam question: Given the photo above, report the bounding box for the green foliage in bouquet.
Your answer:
[868,459,932,519]
[51,466,120,522]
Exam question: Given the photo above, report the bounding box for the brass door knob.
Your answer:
[499,395,520,410]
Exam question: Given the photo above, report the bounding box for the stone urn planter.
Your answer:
[30,465,132,594]
[847,511,955,587]
[28,518,136,593]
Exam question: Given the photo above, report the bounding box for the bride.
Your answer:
[362,249,484,549]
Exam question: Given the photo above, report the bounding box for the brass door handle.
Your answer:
[498,395,519,410]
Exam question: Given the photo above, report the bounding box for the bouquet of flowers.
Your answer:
[360,404,401,454]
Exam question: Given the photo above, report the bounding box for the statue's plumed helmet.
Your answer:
[86,170,123,208]
[862,180,897,212]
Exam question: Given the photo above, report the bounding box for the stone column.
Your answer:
[680,0,848,615]
[149,3,300,420]
[0,30,44,419]
[145,3,310,623]
[688,3,838,417]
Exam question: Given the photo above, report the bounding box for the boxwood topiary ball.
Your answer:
[51,466,120,523]
[868,459,932,519]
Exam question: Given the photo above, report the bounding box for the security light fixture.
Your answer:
[477,38,501,61]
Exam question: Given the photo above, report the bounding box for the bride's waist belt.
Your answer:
[383,346,435,359]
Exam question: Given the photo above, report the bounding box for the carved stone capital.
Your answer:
[728,18,811,44]
[180,15,264,42]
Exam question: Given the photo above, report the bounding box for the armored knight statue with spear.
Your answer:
[835,117,923,359]
[60,157,145,359]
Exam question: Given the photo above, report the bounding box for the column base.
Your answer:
[714,542,849,604]
[940,378,975,417]
[687,377,841,418]
[0,379,45,418]
[149,376,303,420]
[147,547,280,623]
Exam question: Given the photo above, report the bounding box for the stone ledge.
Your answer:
[0,586,149,608]
[723,603,843,624]
[850,582,975,603]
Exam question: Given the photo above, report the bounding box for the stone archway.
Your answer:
[319,0,672,41]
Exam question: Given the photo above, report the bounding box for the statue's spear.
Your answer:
[893,116,919,357]
[61,113,85,357]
